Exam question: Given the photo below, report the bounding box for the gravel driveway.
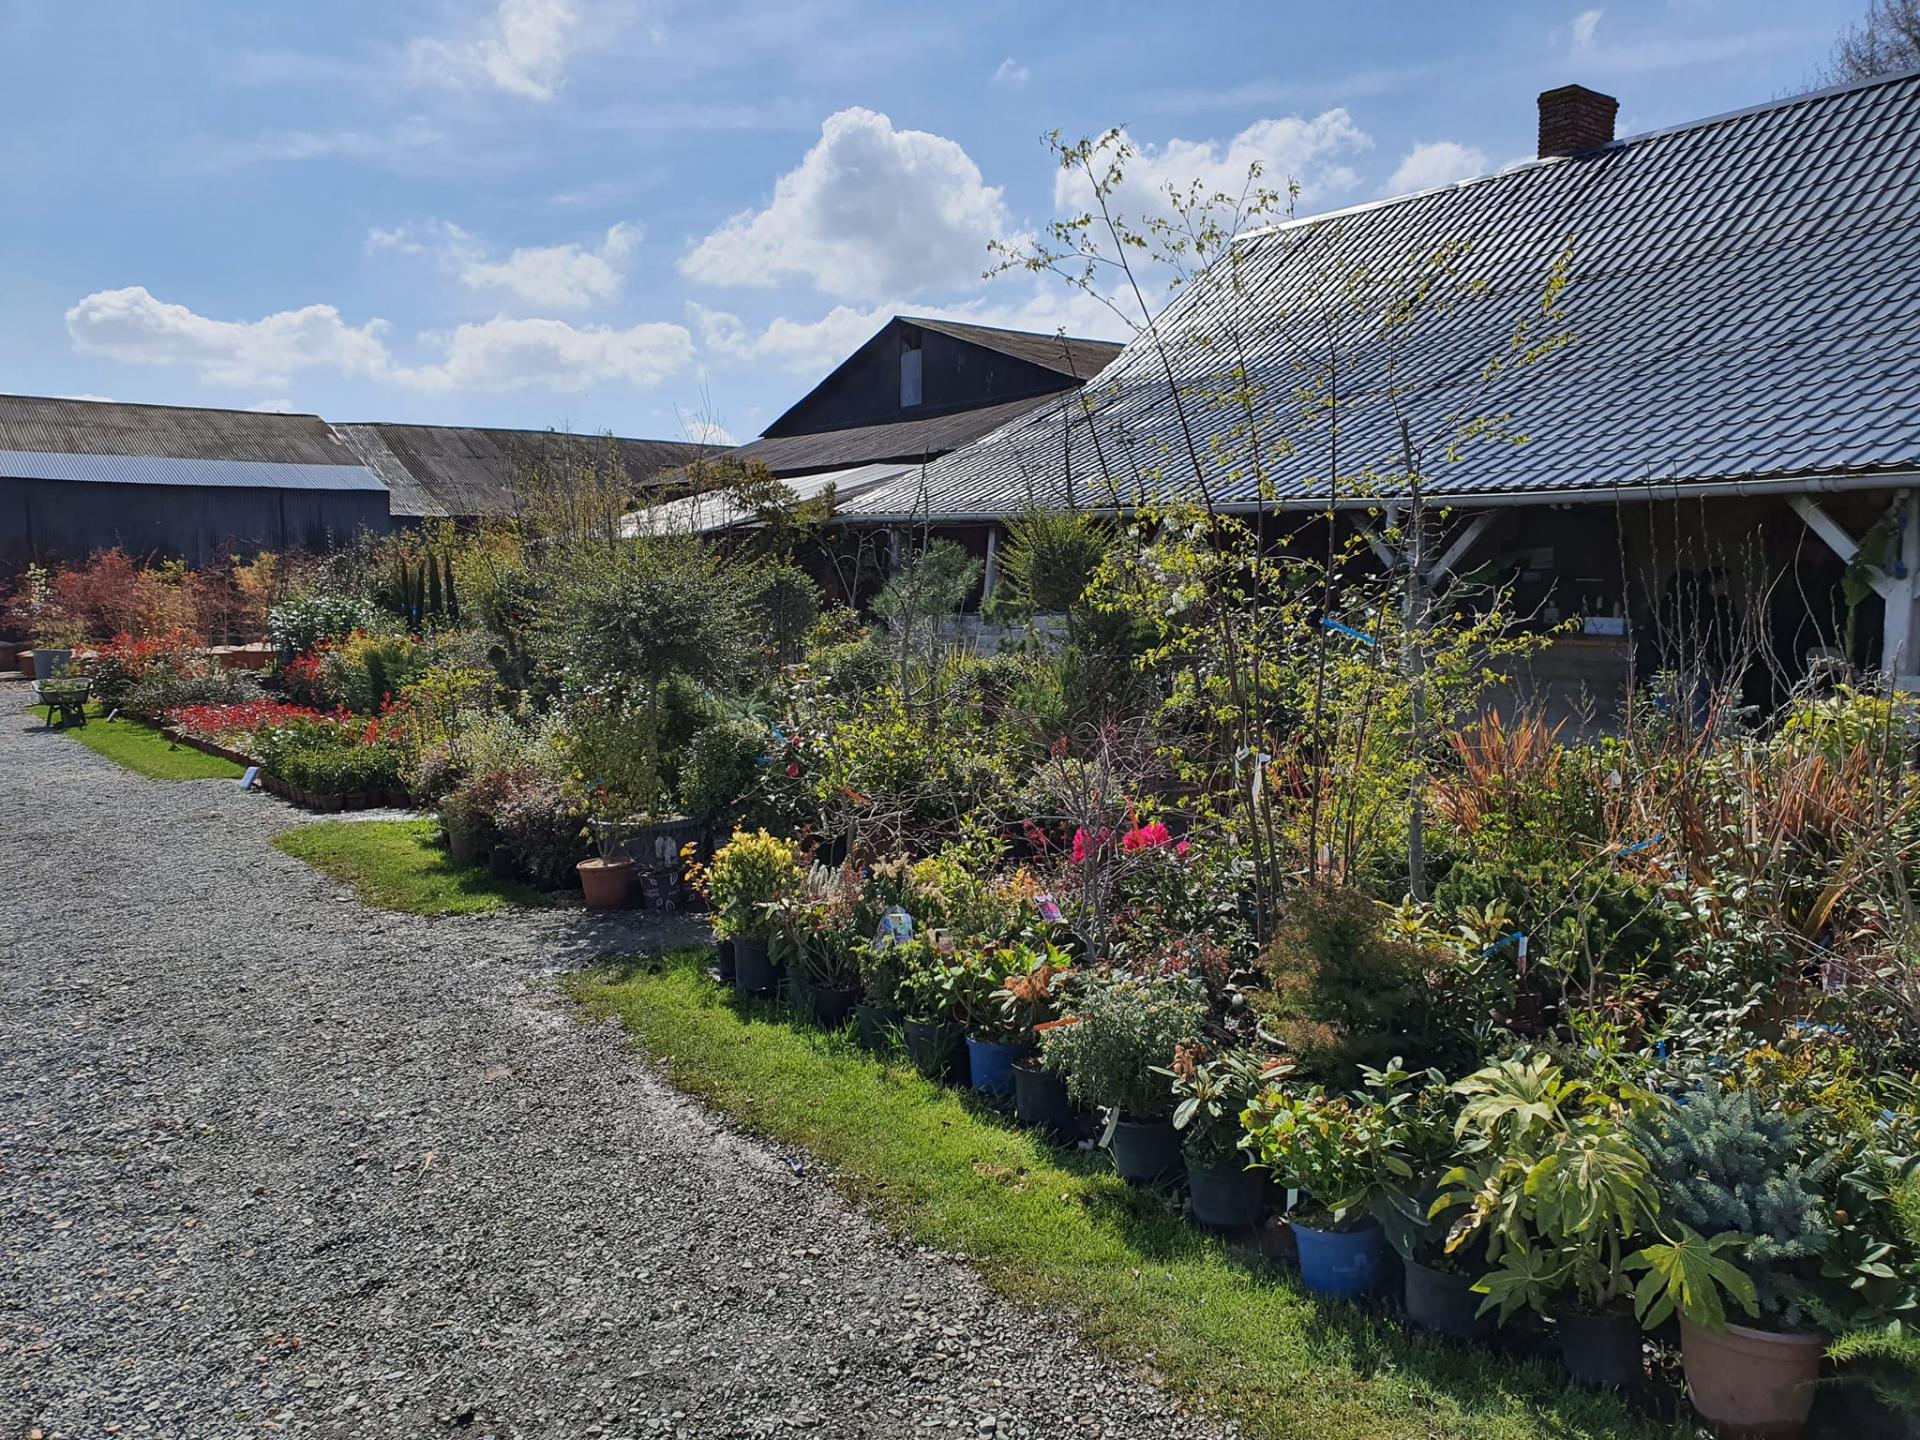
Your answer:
[0,689,1229,1440]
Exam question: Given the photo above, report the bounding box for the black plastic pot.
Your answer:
[487,846,517,880]
[1555,1306,1643,1389]
[902,1019,967,1083]
[1012,1060,1077,1143]
[854,1001,897,1052]
[1108,1116,1183,1185]
[810,982,860,1031]
[713,938,736,983]
[1186,1159,1266,1230]
[1404,1258,1485,1342]
[733,935,776,997]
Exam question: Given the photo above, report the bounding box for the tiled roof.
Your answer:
[732,395,1058,477]
[838,71,1920,523]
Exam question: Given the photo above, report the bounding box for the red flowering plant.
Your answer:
[74,629,201,709]
[168,699,331,748]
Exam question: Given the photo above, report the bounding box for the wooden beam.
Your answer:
[1788,495,1895,600]
[1423,512,1495,593]
[1351,517,1399,569]
[1887,496,1920,686]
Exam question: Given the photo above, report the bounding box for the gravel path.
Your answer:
[0,688,1230,1440]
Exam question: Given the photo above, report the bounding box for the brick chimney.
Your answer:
[1537,84,1619,157]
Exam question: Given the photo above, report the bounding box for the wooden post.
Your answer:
[982,524,1000,604]
[1887,494,1920,689]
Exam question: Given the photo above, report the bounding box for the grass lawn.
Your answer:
[55,704,245,781]
[273,818,549,915]
[569,953,1663,1440]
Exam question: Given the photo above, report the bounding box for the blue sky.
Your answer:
[0,0,1861,444]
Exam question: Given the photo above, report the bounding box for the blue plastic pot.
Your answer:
[1292,1218,1385,1300]
[965,1037,1033,1097]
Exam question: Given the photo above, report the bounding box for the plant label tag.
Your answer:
[105,708,119,722]
[874,907,913,948]
[238,766,259,790]
[1036,893,1063,924]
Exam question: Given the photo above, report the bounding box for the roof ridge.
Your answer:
[0,393,326,421]
[1241,65,1920,242]
[900,314,1126,349]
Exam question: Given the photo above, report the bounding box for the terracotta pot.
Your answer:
[577,856,635,911]
[1680,1318,1824,1439]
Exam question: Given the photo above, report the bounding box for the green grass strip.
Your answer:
[273,818,548,915]
[569,953,1661,1440]
[56,704,245,781]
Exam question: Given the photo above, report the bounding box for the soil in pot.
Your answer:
[1292,1216,1386,1301]
[902,1019,967,1083]
[1680,1318,1824,1439]
[1108,1116,1183,1185]
[854,1001,897,1052]
[733,936,776,997]
[1187,1158,1266,1230]
[964,1036,1032,1099]
[1404,1257,1487,1342]
[577,856,634,911]
[1012,1060,1077,1143]
[1555,1305,1643,1390]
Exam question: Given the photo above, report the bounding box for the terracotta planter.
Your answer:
[577,856,635,911]
[1680,1319,1824,1439]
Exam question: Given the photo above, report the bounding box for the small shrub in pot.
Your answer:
[1157,1048,1279,1229]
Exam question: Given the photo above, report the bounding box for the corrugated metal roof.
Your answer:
[336,423,717,519]
[734,395,1061,477]
[0,394,356,465]
[621,462,910,537]
[838,71,1920,523]
[0,448,386,492]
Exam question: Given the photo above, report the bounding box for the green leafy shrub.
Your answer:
[1038,971,1207,1121]
[705,829,802,938]
[269,593,380,662]
[679,718,772,828]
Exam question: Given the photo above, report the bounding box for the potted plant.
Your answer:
[576,786,636,911]
[1002,959,1077,1140]
[683,851,735,982]
[1358,1061,1480,1342]
[894,938,968,1083]
[1038,971,1207,1184]
[1432,1057,1659,1388]
[782,863,866,1029]
[1242,1080,1409,1300]
[30,613,86,681]
[1157,1048,1278,1230]
[706,830,802,997]
[953,937,1072,1099]
[1632,1084,1835,1435]
[855,926,912,1051]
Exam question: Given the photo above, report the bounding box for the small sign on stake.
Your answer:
[238,766,259,791]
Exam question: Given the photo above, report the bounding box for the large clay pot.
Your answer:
[577,856,634,910]
[1680,1319,1825,1439]
[31,647,71,681]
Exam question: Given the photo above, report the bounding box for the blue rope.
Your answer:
[1321,618,1377,647]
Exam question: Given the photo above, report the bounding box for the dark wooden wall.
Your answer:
[765,322,1073,437]
[0,478,391,566]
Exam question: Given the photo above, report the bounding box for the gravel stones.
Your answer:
[0,690,1231,1440]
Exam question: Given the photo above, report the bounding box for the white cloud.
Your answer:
[246,398,297,413]
[679,107,1016,302]
[56,393,116,404]
[409,0,579,101]
[371,220,642,308]
[66,286,391,389]
[240,120,442,163]
[683,420,735,446]
[1055,111,1374,222]
[66,285,693,395]
[695,288,1131,379]
[396,315,693,393]
[992,57,1029,85]
[1380,140,1491,197]
[1572,8,1604,48]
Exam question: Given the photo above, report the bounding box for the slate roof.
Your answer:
[837,70,1920,523]
[334,423,716,519]
[732,394,1062,477]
